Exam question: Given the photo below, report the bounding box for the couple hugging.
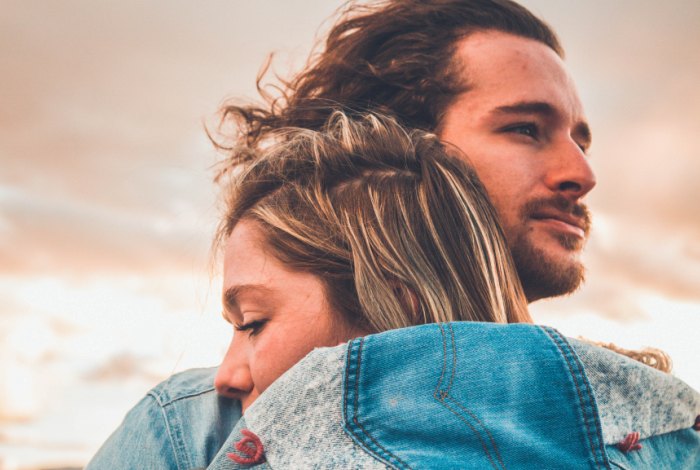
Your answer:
[88,1,699,468]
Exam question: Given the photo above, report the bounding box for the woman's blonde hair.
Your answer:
[215,111,531,333]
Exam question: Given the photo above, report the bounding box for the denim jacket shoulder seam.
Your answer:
[156,395,189,470]
[148,385,217,408]
[342,336,405,469]
[539,326,610,469]
[435,323,505,470]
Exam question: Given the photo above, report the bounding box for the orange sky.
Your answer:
[1,1,699,468]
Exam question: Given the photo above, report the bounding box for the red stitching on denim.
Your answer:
[227,429,265,465]
[616,432,642,453]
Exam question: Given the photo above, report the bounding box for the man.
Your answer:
[88,2,699,468]
[225,0,595,302]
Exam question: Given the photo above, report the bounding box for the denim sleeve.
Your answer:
[86,394,178,470]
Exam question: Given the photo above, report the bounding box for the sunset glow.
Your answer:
[1,1,699,468]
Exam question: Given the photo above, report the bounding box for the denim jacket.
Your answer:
[87,323,700,469]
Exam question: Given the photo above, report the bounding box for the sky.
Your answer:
[1,1,699,468]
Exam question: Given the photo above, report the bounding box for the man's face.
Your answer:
[438,31,595,302]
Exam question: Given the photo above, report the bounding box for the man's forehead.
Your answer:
[454,30,565,74]
[449,30,587,122]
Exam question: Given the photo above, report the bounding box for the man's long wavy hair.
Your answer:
[214,0,672,370]
[219,0,563,151]
[216,112,532,332]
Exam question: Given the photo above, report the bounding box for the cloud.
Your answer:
[0,2,343,281]
[588,215,700,299]
[0,2,697,468]
[82,353,166,383]
[606,243,700,302]
[532,213,700,324]
[0,184,216,277]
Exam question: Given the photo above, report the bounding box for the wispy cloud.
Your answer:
[1,1,698,467]
[82,353,166,383]
[0,184,214,276]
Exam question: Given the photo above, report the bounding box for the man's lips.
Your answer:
[530,210,587,238]
[520,195,592,241]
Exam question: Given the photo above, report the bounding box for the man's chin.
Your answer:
[511,237,585,303]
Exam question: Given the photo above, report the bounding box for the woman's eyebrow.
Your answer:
[222,284,275,312]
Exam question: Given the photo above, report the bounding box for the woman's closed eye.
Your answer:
[234,319,268,337]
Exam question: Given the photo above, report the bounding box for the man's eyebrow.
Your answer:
[492,101,557,117]
[222,284,275,312]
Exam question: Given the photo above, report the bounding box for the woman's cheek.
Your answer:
[250,337,284,393]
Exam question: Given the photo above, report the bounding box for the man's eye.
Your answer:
[505,123,539,139]
[234,319,267,337]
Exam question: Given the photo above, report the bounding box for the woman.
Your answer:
[212,111,530,412]
[88,113,698,469]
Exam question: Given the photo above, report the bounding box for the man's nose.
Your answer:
[214,337,253,400]
[544,138,596,200]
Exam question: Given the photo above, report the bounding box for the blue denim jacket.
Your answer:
[87,323,699,469]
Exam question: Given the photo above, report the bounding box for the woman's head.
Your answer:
[217,218,365,410]
[215,112,530,408]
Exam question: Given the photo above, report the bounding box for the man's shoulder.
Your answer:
[141,366,243,466]
[87,367,241,470]
[147,366,219,407]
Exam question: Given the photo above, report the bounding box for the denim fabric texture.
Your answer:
[206,347,382,470]
[569,338,700,443]
[87,323,700,470]
[341,323,609,469]
[86,367,241,470]
[569,338,700,469]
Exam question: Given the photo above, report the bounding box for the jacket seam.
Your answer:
[343,337,407,469]
[434,323,505,470]
[540,326,610,470]
[448,323,505,469]
[144,393,186,470]
[352,337,409,469]
[150,385,217,408]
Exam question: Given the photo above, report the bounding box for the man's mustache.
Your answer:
[522,195,592,236]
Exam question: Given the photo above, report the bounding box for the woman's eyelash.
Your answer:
[234,319,267,336]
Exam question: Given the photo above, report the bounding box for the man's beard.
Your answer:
[508,195,592,302]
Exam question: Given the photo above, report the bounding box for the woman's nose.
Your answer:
[214,338,253,399]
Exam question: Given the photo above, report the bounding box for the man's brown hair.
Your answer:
[220,0,562,149]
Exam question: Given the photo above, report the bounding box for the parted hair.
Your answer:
[216,112,532,333]
[222,0,562,149]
